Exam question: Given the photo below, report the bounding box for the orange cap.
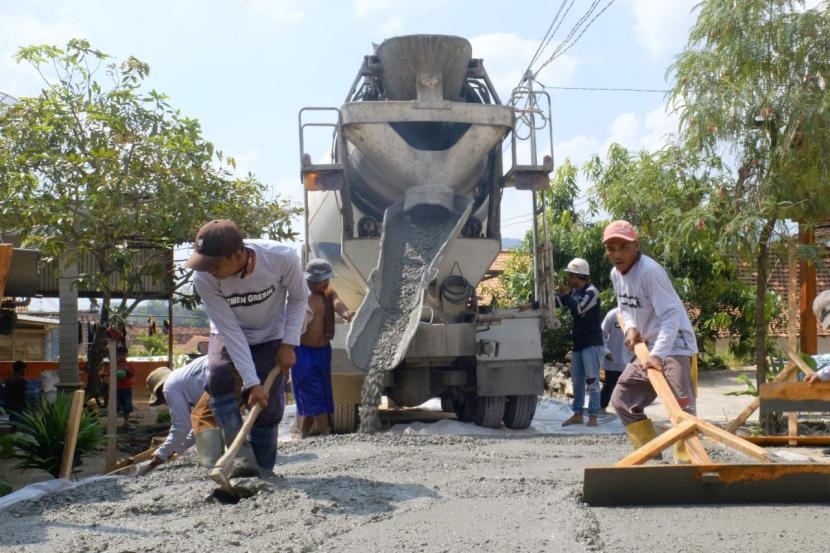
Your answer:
[603,220,638,243]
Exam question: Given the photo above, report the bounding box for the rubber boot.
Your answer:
[674,440,691,464]
[194,429,223,467]
[209,394,260,478]
[249,425,277,474]
[624,418,658,449]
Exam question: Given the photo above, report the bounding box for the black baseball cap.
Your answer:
[185,219,244,271]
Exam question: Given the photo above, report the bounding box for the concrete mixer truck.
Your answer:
[299,35,555,432]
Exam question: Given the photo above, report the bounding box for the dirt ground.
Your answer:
[1,370,829,553]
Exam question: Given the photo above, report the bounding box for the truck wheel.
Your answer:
[441,396,455,413]
[453,394,476,422]
[333,402,358,433]
[474,395,505,429]
[503,395,537,429]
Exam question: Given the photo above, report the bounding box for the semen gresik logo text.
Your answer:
[224,286,275,308]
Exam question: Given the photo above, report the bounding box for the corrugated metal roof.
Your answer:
[16,314,60,327]
[36,248,173,298]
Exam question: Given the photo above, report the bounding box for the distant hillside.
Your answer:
[501,237,523,250]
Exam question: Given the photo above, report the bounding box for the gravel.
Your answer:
[1,431,825,553]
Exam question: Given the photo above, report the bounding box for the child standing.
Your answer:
[293,259,353,437]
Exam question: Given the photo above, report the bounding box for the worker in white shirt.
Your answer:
[135,356,221,475]
[188,219,307,477]
[806,290,830,384]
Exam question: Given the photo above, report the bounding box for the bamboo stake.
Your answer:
[58,389,86,479]
[106,338,118,467]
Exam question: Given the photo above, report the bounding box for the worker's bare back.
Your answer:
[301,291,329,348]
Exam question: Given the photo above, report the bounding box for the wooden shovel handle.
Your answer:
[213,367,281,473]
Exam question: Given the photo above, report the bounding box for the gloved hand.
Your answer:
[116,369,127,379]
[133,457,163,476]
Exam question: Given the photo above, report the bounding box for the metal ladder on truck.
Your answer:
[504,71,558,329]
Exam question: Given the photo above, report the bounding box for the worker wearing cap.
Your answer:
[293,259,354,437]
[806,290,830,384]
[556,257,605,427]
[187,219,308,477]
[136,356,221,475]
[600,307,627,411]
[603,220,698,463]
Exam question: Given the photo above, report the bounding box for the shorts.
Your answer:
[292,345,334,417]
[116,388,134,415]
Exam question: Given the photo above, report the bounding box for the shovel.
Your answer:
[209,366,281,494]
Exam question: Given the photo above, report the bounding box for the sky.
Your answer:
[0,0,708,244]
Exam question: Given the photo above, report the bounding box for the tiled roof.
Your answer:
[735,244,829,338]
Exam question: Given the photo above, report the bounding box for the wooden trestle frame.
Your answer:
[582,316,830,506]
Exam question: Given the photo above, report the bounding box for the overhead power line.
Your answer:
[534,0,615,78]
[540,85,670,93]
[512,0,572,96]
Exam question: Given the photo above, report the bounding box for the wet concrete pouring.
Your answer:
[358,208,461,434]
[2,429,827,553]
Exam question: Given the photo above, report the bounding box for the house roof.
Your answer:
[738,244,830,338]
[16,314,60,328]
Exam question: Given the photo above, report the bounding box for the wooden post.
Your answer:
[57,255,83,392]
[59,389,86,479]
[0,243,12,299]
[787,239,799,445]
[106,338,118,467]
[167,248,174,369]
[799,224,817,355]
[725,363,797,433]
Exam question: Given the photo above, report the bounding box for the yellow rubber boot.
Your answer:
[674,440,691,464]
[624,418,657,449]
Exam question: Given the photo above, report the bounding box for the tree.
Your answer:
[587,143,779,363]
[670,0,830,389]
[0,40,301,396]
[500,159,612,361]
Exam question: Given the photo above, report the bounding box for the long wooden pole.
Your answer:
[106,338,118,467]
[799,224,817,354]
[615,314,771,463]
[59,389,86,479]
[0,244,12,299]
[616,313,712,464]
[787,241,799,445]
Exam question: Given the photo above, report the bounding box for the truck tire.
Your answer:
[441,396,455,413]
[454,394,477,422]
[333,402,358,433]
[503,395,537,429]
[474,395,505,429]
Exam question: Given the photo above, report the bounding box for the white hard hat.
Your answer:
[565,258,590,277]
[814,290,830,331]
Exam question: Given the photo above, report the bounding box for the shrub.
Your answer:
[133,333,168,356]
[10,393,105,478]
[697,352,728,372]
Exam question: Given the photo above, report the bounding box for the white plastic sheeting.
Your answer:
[0,476,118,511]
[388,397,625,437]
[279,397,624,441]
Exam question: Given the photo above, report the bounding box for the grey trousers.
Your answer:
[610,355,695,426]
